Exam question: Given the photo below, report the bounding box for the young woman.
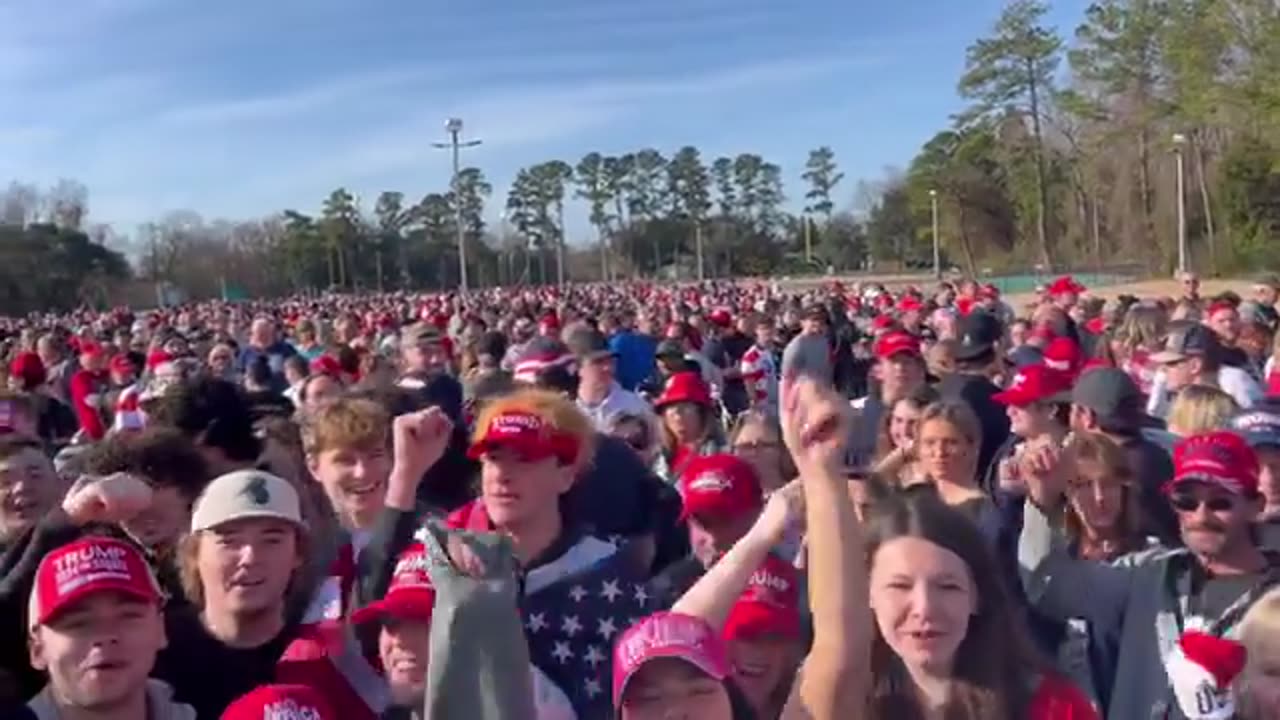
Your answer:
[774,378,1094,720]
[653,371,723,482]
[1115,304,1167,399]
[730,409,794,494]
[915,401,1001,543]
[872,386,939,487]
[1046,432,1152,712]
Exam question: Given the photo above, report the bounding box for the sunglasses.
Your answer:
[1169,492,1236,513]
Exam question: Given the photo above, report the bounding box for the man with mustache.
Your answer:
[1019,430,1280,720]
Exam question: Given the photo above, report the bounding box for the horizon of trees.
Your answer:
[2,0,1278,313]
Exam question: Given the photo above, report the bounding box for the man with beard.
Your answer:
[1019,430,1279,720]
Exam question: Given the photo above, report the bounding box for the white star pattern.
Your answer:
[584,645,606,668]
[600,579,622,602]
[596,616,618,641]
[633,584,650,605]
[527,613,548,633]
[561,614,583,637]
[569,585,587,602]
[584,678,602,698]
[552,641,573,664]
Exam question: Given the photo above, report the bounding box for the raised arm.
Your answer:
[671,480,804,628]
[782,378,870,720]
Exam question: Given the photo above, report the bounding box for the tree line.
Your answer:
[2,0,1277,312]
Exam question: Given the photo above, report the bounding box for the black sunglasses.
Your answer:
[1169,492,1236,513]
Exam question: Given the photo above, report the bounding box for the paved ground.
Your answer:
[1004,278,1257,308]
[773,272,1259,308]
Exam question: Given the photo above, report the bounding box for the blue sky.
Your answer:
[0,0,1088,246]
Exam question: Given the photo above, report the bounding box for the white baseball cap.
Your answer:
[190,469,303,532]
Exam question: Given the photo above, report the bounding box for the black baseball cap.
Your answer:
[954,311,1003,362]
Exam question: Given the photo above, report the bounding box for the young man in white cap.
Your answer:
[155,468,308,718]
[13,536,196,720]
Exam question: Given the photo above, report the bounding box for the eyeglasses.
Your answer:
[1169,492,1236,513]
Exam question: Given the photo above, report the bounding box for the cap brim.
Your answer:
[613,648,728,708]
[351,590,435,625]
[1149,350,1189,364]
[466,437,557,462]
[193,510,303,533]
[1166,473,1250,495]
[722,601,801,642]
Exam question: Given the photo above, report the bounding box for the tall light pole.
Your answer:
[1172,133,1188,275]
[929,189,941,279]
[433,118,482,293]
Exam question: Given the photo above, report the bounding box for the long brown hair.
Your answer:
[865,487,1045,720]
[1061,432,1147,557]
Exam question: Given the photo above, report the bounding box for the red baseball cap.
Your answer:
[612,612,730,708]
[351,543,435,626]
[109,354,136,376]
[722,555,802,642]
[467,410,579,465]
[1168,431,1260,496]
[1048,276,1086,296]
[678,453,763,521]
[78,341,104,359]
[221,684,335,720]
[31,538,162,627]
[1043,337,1083,378]
[874,331,921,360]
[992,364,1072,407]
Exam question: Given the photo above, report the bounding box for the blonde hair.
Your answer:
[1167,384,1239,437]
[917,400,982,480]
[1238,587,1280,717]
[472,388,596,473]
[298,396,390,457]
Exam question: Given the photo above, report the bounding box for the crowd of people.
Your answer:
[0,270,1277,719]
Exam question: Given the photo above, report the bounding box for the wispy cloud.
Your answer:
[1,0,958,232]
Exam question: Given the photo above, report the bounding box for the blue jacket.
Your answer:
[609,331,656,392]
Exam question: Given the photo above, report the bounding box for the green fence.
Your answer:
[981,271,1136,295]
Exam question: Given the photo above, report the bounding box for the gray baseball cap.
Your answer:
[1071,368,1145,429]
[1229,403,1280,450]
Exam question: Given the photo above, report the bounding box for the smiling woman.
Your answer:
[863,487,1097,720]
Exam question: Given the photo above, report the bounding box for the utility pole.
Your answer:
[695,223,705,281]
[930,189,941,279]
[1172,133,1188,274]
[433,118,482,293]
[803,216,813,263]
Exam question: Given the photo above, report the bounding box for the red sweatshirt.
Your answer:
[69,369,109,441]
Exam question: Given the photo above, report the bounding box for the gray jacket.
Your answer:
[1018,501,1279,720]
[27,679,195,720]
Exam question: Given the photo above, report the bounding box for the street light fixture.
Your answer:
[432,117,482,293]
[929,189,940,279]
[1172,133,1188,275]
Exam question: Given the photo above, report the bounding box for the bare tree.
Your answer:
[45,179,89,230]
[1,182,41,226]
